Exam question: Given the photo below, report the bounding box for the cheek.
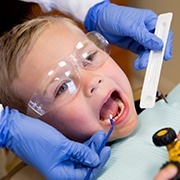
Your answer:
[109,107,138,141]
[41,103,101,142]
[104,59,126,78]
[106,61,132,93]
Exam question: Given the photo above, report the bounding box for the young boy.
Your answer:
[0,15,138,143]
[0,15,177,179]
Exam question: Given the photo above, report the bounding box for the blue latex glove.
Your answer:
[0,107,110,179]
[84,0,173,70]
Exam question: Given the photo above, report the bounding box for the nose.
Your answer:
[80,69,102,97]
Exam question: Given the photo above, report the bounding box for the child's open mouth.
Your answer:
[100,91,125,123]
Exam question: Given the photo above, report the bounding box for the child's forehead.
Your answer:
[48,21,85,38]
[36,23,85,51]
[20,22,85,78]
[40,24,84,52]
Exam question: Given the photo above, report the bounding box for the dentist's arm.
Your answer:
[20,0,103,23]
[0,105,110,179]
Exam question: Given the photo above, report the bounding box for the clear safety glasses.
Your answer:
[27,31,110,117]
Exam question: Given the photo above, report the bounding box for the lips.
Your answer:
[100,91,125,122]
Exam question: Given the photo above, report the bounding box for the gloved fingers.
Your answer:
[83,130,106,152]
[134,26,163,51]
[67,141,100,167]
[134,37,172,70]
[90,146,111,180]
[163,30,173,60]
[45,161,77,180]
[135,29,173,61]
[144,11,157,31]
[134,30,173,70]
[58,164,88,180]
[112,36,145,55]
[52,146,110,180]
[144,9,174,56]
[67,130,107,167]
[134,50,150,70]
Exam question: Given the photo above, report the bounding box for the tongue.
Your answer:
[100,97,118,120]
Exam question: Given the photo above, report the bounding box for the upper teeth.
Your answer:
[102,98,124,123]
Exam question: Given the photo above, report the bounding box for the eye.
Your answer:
[56,82,68,96]
[82,51,98,67]
[86,51,97,62]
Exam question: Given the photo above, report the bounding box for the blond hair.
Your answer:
[0,15,79,113]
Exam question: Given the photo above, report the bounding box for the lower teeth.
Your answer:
[101,98,124,123]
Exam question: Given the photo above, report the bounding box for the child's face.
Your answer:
[16,23,137,142]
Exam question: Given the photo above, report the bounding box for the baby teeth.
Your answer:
[109,114,113,119]
[116,99,124,112]
[101,98,124,123]
[104,118,113,123]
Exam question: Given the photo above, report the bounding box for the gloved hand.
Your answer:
[84,0,173,70]
[0,106,110,179]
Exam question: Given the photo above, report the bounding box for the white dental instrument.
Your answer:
[140,12,173,108]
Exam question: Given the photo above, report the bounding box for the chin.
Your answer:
[108,113,138,142]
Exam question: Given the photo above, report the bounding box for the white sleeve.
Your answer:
[20,0,104,23]
[0,104,3,117]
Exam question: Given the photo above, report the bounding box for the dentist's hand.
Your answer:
[85,1,173,70]
[0,107,110,179]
